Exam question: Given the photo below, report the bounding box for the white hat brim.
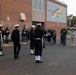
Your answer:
[14,24,19,27]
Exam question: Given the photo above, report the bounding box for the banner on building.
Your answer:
[47,1,67,23]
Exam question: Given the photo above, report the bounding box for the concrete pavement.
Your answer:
[0,39,76,75]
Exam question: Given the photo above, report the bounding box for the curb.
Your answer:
[3,41,30,47]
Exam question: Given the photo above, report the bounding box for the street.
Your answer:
[0,39,76,75]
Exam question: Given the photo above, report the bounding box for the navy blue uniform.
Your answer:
[11,28,21,59]
[0,29,4,56]
[30,28,35,54]
[34,27,45,59]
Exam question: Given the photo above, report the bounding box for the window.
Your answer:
[32,0,37,9]
[41,0,44,11]
[37,0,41,10]
[32,0,44,11]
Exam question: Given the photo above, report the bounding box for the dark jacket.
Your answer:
[30,29,35,40]
[11,29,20,43]
[62,29,67,35]
[0,29,5,38]
[34,27,46,39]
[22,29,27,36]
[5,28,10,35]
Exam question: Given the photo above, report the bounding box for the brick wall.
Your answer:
[0,0,67,39]
[0,0,32,32]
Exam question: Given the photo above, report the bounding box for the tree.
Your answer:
[67,15,76,27]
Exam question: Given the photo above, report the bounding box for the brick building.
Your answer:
[0,0,67,38]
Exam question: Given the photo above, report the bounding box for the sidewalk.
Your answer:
[3,41,30,47]
[3,42,13,47]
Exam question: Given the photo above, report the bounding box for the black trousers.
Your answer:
[47,35,51,42]
[53,37,56,44]
[5,35,9,44]
[0,41,3,51]
[35,40,42,56]
[30,38,35,50]
[60,35,63,44]
[14,42,21,58]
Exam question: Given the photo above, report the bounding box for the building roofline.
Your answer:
[49,0,67,7]
[56,0,67,6]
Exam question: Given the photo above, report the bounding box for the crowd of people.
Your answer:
[0,24,29,56]
[0,25,10,56]
[1,23,76,63]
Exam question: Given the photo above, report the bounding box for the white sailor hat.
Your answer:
[37,23,41,26]
[31,25,35,27]
[0,24,3,27]
[14,24,19,27]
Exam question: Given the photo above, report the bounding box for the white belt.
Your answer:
[35,38,41,40]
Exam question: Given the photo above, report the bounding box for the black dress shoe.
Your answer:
[14,56,18,59]
[17,55,19,58]
[14,57,18,59]
[35,60,43,63]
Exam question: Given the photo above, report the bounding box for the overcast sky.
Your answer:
[58,0,76,16]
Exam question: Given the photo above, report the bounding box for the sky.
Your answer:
[58,0,76,16]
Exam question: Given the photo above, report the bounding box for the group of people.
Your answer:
[43,29,56,45]
[1,23,76,63]
[60,28,76,46]
[0,25,10,56]
[0,23,46,63]
[29,23,46,63]
[0,24,29,56]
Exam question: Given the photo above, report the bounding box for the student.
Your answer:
[4,26,10,44]
[0,24,4,56]
[30,25,35,55]
[11,24,21,59]
[70,30,75,46]
[22,27,27,44]
[34,23,46,63]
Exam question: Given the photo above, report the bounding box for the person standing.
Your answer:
[4,26,10,44]
[34,23,46,63]
[70,30,75,46]
[11,24,21,59]
[60,28,63,44]
[22,27,27,44]
[29,25,35,55]
[47,29,51,43]
[0,24,4,56]
[62,28,67,45]
[52,30,56,44]
[51,29,54,44]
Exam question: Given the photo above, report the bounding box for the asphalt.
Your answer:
[0,38,76,75]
